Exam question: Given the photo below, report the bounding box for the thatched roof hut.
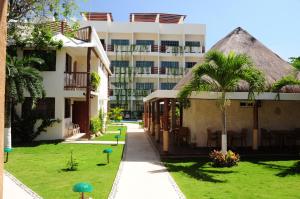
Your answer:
[174,27,299,92]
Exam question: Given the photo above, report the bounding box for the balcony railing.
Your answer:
[64,72,88,90]
[111,66,189,76]
[109,89,153,97]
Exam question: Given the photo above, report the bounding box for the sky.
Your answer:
[76,0,300,61]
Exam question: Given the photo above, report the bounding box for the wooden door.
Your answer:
[72,101,87,133]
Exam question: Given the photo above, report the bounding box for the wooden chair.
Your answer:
[207,129,220,147]
[230,128,248,147]
[261,128,272,147]
[175,127,190,146]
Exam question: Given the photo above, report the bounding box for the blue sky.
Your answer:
[76,0,300,61]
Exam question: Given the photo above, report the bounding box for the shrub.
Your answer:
[90,117,101,134]
[209,150,240,167]
[91,72,100,91]
[98,109,105,133]
[108,107,124,122]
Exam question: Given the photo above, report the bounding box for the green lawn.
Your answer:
[164,157,300,199]
[5,142,124,199]
[93,125,127,141]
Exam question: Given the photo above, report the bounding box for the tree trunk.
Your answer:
[221,106,227,154]
[4,96,12,149]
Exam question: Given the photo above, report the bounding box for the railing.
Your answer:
[110,89,153,97]
[64,72,88,90]
[74,26,92,42]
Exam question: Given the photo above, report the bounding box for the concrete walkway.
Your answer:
[3,171,41,199]
[109,123,185,199]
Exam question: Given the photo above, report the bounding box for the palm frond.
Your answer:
[271,76,300,92]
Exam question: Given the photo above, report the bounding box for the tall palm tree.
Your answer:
[178,50,265,153]
[5,55,44,148]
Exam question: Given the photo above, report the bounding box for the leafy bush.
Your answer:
[108,107,123,122]
[90,117,101,134]
[98,109,105,133]
[209,150,240,167]
[91,72,100,91]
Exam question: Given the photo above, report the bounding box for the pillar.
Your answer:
[143,102,148,129]
[252,101,259,150]
[151,101,155,135]
[86,47,92,139]
[170,99,176,130]
[155,100,160,142]
[163,99,169,152]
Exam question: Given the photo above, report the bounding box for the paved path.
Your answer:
[109,123,185,199]
[3,171,41,199]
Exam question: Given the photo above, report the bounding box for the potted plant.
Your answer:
[91,72,100,91]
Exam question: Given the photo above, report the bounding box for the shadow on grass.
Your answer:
[96,163,107,166]
[246,156,300,177]
[163,158,234,183]
[13,140,63,147]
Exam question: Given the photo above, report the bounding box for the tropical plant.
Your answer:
[91,72,101,91]
[5,56,45,147]
[108,107,124,122]
[90,117,101,134]
[65,149,79,171]
[98,108,105,133]
[178,50,265,153]
[270,75,300,100]
[289,57,300,71]
[209,150,240,167]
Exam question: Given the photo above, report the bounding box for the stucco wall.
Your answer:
[183,99,300,147]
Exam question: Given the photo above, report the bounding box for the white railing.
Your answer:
[184,46,202,53]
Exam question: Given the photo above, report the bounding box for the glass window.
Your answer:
[22,97,55,119]
[185,41,201,47]
[161,61,179,68]
[111,61,129,67]
[160,83,176,90]
[136,61,154,67]
[136,83,154,90]
[64,99,71,118]
[185,62,197,68]
[161,40,179,46]
[136,40,154,46]
[111,39,129,46]
[23,50,56,71]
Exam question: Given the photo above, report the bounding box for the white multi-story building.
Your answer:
[14,24,111,140]
[81,12,206,119]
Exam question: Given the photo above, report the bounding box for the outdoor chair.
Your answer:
[207,129,220,148]
[67,123,80,137]
[229,128,248,147]
[175,127,190,146]
[261,128,273,147]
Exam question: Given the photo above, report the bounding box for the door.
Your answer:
[72,101,88,133]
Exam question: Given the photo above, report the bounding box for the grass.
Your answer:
[5,141,124,199]
[93,125,127,141]
[164,157,300,199]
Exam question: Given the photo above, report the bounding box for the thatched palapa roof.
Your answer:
[174,27,299,92]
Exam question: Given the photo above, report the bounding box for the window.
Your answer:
[160,83,176,90]
[161,61,179,68]
[161,40,179,46]
[136,40,154,46]
[22,98,55,119]
[136,83,154,90]
[185,41,201,47]
[136,61,154,67]
[100,39,106,47]
[65,99,71,118]
[111,61,129,67]
[112,82,128,89]
[185,62,197,68]
[240,101,254,108]
[111,39,129,46]
[23,50,56,71]
[65,53,72,72]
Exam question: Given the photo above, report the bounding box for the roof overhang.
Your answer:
[143,90,300,102]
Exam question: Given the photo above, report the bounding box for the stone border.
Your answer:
[145,133,186,199]
[5,171,43,199]
[107,133,128,199]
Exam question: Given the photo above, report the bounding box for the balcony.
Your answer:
[107,44,158,52]
[64,72,87,90]
[160,45,205,54]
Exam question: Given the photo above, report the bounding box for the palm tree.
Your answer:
[5,55,44,148]
[178,50,265,153]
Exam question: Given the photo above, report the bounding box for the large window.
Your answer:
[185,62,197,68]
[136,83,154,90]
[136,61,154,67]
[111,61,129,67]
[160,83,176,90]
[65,53,72,72]
[185,41,201,47]
[111,39,130,46]
[161,40,179,46]
[161,61,179,68]
[64,99,71,118]
[136,40,154,46]
[22,98,55,119]
[23,50,56,71]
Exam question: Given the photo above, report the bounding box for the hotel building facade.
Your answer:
[81,12,206,119]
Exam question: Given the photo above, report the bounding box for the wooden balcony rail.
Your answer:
[64,72,88,90]
[74,26,92,42]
